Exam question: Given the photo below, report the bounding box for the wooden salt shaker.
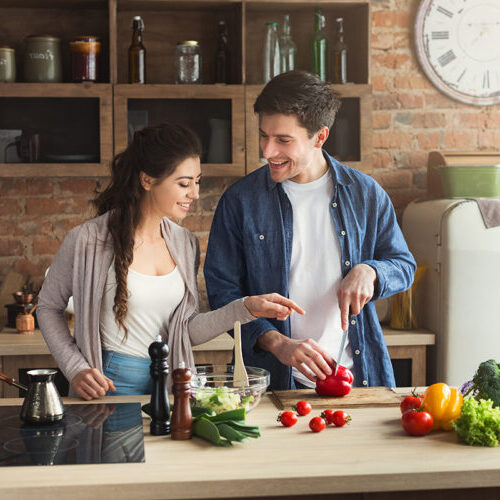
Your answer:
[171,362,192,440]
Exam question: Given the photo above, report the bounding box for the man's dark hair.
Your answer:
[254,71,341,137]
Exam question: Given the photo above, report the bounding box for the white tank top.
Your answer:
[99,264,185,358]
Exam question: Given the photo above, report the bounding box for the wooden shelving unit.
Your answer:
[0,0,372,177]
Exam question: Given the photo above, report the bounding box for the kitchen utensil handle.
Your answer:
[0,371,27,391]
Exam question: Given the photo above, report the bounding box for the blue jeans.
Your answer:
[102,350,152,396]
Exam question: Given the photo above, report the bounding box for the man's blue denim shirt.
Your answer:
[204,151,416,390]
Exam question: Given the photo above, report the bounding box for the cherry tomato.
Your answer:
[321,409,335,425]
[309,416,326,433]
[294,400,312,416]
[400,395,423,414]
[278,411,298,427]
[331,410,351,427]
[401,409,434,436]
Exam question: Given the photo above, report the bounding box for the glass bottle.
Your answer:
[263,22,280,83]
[215,20,230,83]
[311,8,327,82]
[332,17,348,84]
[280,14,296,73]
[128,16,146,84]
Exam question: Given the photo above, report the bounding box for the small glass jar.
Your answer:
[0,47,16,82]
[175,40,201,84]
[23,35,62,83]
[69,36,101,82]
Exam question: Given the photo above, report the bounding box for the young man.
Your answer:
[204,71,416,390]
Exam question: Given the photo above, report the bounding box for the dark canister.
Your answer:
[69,36,101,82]
[0,47,16,82]
[23,35,62,83]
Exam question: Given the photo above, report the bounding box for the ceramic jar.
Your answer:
[23,35,62,83]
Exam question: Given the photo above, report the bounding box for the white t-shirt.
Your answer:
[100,264,185,358]
[282,171,353,388]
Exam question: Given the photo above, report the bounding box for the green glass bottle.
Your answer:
[311,8,327,81]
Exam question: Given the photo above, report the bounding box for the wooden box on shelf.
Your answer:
[0,0,113,177]
[114,84,245,177]
[0,83,113,177]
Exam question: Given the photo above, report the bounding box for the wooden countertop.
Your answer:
[0,327,435,356]
[0,391,498,500]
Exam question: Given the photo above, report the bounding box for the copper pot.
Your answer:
[16,313,35,334]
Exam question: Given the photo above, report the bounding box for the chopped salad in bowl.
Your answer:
[190,365,270,414]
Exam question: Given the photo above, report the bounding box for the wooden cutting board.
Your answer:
[271,387,402,410]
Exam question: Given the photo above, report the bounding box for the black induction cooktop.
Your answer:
[0,402,145,466]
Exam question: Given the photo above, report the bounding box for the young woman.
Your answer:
[37,123,303,400]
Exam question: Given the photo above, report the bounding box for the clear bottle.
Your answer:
[280,14,296,73]
[332,17,348,84]
[128,16,146,84]
[215,20,230,84]
[311,8,327,82]
[263,22,280,83]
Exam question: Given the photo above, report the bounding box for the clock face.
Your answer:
[415,0,500,105]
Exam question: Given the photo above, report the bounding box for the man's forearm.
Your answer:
[256,329,285,354]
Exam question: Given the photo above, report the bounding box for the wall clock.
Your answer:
[414,0,500,106]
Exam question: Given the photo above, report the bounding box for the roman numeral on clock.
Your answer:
[438,50,456,67]
[437,6,454,18]
[483,71,490,89]
[432,31,449,40]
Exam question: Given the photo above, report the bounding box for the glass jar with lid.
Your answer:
[23,35,62,83]
[175,41,201,84]
[69,36,101,82]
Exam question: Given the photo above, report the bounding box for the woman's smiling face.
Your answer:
[141,156,201,219]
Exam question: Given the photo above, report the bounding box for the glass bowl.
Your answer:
[190,364,270,414]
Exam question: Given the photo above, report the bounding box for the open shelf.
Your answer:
[245,0,369,85]
[0,0,111,83]
[0,0,372,177]
[114,84,245,176]
[0,83,112,177]
[115,0,243,84]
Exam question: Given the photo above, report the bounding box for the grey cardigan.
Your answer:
[37,212,254,395]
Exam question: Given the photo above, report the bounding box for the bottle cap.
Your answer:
[178,361,186,369]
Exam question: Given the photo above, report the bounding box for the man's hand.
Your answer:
[244,293,305,321]
[257,330,334,382]
[71,368,116,401]
[337,263,377,331]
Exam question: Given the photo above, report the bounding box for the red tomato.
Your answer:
[321,409,335,425]
[277,411,298,427]
[400,395,423,414]
[315,364,354,397]
[309,416,326,433]
[401,409,434,436]
[331,410,351,427]
[294,400,312,416]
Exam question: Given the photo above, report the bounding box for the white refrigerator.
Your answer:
[402,199,500,387]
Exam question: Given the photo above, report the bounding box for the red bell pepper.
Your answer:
[315,364,354,397]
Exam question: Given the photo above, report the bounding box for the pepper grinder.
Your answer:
[171,361,192,440]
[148,335,171,435]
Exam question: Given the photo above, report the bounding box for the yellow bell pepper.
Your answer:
[423,383,463,430]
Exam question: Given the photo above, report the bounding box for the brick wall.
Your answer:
[1,0,500,309]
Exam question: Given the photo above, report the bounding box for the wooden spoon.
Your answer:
[232,321,249,387]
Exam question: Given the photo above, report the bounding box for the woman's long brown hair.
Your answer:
[92,123,202,340]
